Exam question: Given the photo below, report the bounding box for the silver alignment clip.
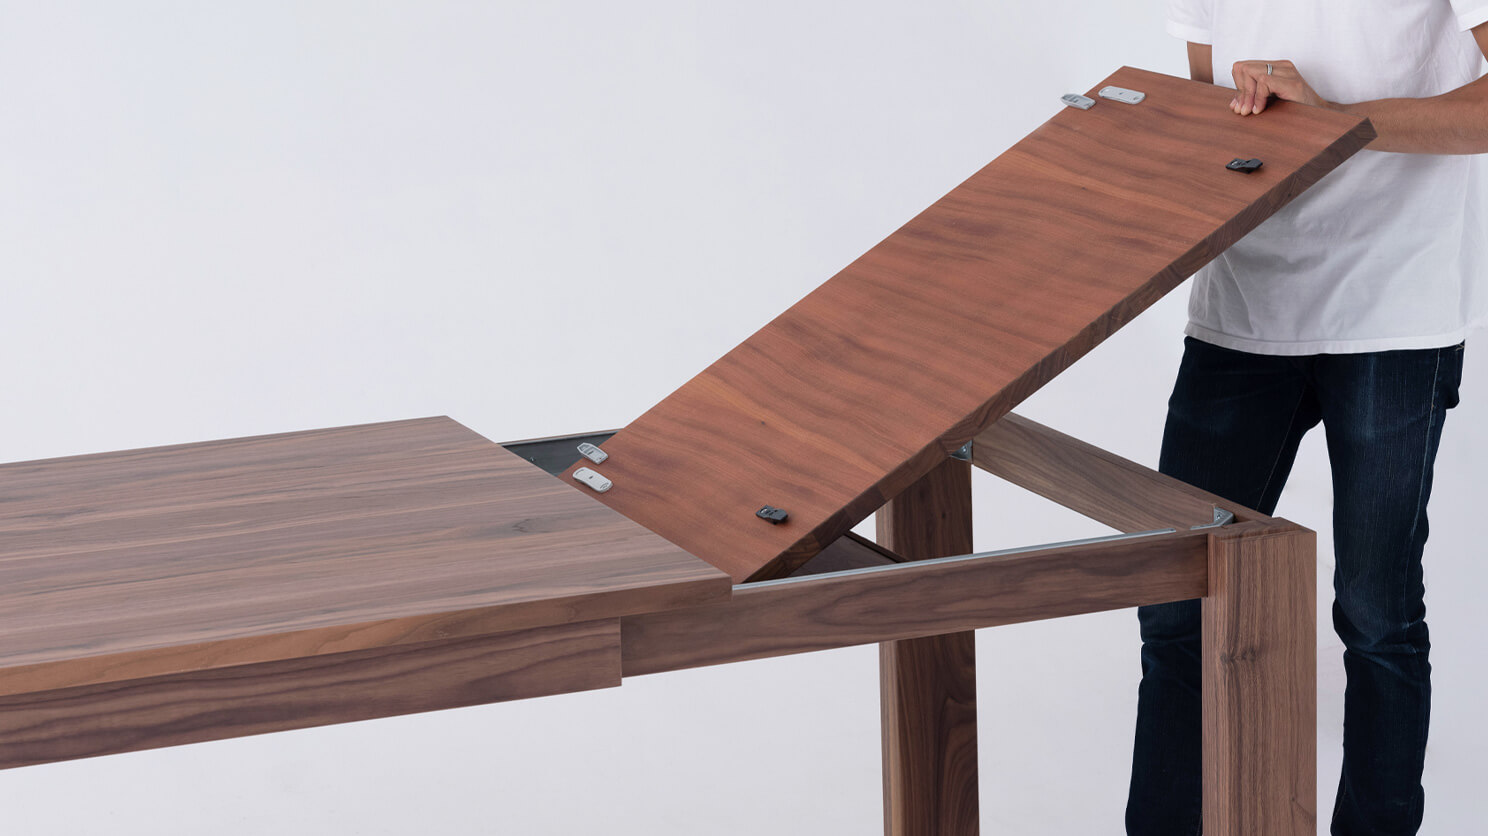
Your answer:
[573,467,612,493]
[1061,93,1096,110]
[577,442,608,464]
[1097,86,1146,104]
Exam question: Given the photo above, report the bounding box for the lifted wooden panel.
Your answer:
[570,67,1372,582]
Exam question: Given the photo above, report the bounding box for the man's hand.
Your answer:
[1230,60,1332,115]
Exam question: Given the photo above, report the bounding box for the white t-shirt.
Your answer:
[1167,0,1488,355]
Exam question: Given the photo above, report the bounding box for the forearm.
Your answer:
[1332,80,1488,154]
[1220,24,1488,155]
[1188,42,1213,84]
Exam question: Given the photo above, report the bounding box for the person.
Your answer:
[1126,2,1488,835]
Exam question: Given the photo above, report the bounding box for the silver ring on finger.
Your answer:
[1266,62,1273,75]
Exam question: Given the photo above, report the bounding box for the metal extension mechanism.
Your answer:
[751,508,1236,589]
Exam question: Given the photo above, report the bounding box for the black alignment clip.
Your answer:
[756,505,789,525]
[1226,157,1263,173]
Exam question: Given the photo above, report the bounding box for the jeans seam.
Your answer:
[1402,349,1442,660]
[1256,384,1309,508]
[1396,347,1444,832]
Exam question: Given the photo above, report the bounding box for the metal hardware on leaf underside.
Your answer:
[1191,506,1235,530]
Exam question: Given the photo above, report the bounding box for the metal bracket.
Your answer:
[950,440,974,462]
[1190,506,1235,530]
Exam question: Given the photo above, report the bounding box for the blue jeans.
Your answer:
[1125,337,1464,836]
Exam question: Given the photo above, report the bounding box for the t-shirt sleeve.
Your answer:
[1166,0,1213,44]
[1452,0,1488,30]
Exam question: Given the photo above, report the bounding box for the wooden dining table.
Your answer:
[0,67,1371,836]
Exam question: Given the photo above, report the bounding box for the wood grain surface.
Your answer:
[882,631,978,836]
[0,619,619,770]
[878,459,979,836]
[1203,524,1317,836]
[620,529,1210,677]
[974,413,1265,531]
[0,417,728,696]
[566,66,1373,583]
[876,457,974,562]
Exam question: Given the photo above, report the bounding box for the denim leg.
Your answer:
[1127,338,1320,836]
[1318,345,1463,836]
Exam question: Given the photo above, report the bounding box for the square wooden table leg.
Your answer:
[1203,523,1318,835]
[878,457,979,836]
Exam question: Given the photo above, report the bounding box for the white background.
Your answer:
[1,2,1483,833]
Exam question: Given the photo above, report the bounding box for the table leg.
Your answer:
[878,457,979,836]
[1203,524,1317,835]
